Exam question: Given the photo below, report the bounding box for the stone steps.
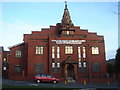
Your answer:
[67,77,76,83]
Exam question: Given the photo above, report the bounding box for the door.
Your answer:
[67,64,74,77]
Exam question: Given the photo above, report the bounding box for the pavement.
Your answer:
[2,78,120,89]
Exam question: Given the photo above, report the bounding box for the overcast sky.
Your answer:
[0,2,118,60]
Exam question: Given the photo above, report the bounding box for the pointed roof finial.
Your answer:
[61,1,74,30]
[65,1,67,9]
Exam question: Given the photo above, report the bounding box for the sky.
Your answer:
[0,1,119,60]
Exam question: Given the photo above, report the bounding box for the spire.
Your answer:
[65,1,67,9]
[61,1,74,30]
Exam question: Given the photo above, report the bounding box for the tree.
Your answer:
[106,63,114,74]
[115,48,120,73]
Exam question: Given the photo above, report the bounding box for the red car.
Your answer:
[34,74,59,84]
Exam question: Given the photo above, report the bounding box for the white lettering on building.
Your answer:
[52,40,86,44]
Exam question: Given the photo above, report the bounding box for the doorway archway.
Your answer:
[67,64,74,78]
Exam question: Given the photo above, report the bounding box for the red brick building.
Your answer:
[0,47,9,78]
[8,3,106,83]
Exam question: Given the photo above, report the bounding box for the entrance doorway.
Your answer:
[67,64,74,78]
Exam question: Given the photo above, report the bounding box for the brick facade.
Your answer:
[0,47,9,78]
[8,3,107,83]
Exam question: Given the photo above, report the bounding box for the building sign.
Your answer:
[52,40,86,44]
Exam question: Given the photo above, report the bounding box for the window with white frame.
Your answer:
[52,63,55,68]
[78,47,81,59]
[52,47,55,59]
[62,31,74,35]
[3,67,7,70]
[15,50,22,58]
[66,31,70,35]
[57,47,60,58]
[65,46,73,54]
[78,62,82,68]
[78,47,82,69]
[83,47,86,59]
[83,62,87,68]
[35,46,43,55]
[92,47,99,54]
[57,63,60,68]
[78,58,81,62]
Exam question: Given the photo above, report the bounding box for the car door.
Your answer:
[46,75,53,82]
[41,74,47,82]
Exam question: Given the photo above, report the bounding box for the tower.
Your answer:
[59,1,75,35]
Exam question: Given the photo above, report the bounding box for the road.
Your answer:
[2,79,120,89]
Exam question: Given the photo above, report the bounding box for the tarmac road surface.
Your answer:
[2,79,120,89]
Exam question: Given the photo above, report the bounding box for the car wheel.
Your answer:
[53,80,57,84]
[36,79,41,83]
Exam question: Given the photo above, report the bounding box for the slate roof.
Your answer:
[8,42,24,49]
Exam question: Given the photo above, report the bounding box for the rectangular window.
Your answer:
[15,50,22,58]
[14,65,22,73]
[52,68,60,73]
[52,47,55,58]
[35,64,43,73]
[83,62,87,68]
[57,63,60,68]
[78,47,81,59]
[57,47,60,58]
[79,68,82,72]
[3,67,7,71]
[78,58,81,62]
[83,47,86,58]
[92,63,100,72]
[92,47,99,54]
[62,31,65,34]
[56,58,60,63]
[52,63,55,68]
[78,62,82,68]
[83,68,87,72]
[35,46,43,55]
[66,31,70,35]
[70,31,74,35]
[62,31,74,35]
[52,59,55,62]
[65,46,73,54]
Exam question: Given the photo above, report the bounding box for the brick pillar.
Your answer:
[64,64,68,80]
[74,64,77,80]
